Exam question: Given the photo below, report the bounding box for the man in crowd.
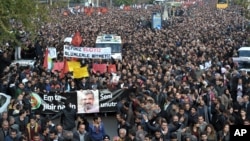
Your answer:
[51,102,76,131]
[73,123,92,141]
[0,120,10,141]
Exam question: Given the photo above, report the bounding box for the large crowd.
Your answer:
[0,0,250,141]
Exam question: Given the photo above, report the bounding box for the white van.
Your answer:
[0,93,11,113]
[233,47,250,73]
[238,47,250,58]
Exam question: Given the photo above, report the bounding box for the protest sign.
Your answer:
[48,47,57,58]
[63,45,111,59]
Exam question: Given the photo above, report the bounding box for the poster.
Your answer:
[152,12,162,29]
[77,90,100,113]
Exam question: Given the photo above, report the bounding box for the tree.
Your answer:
[113,0,134,6]
[0,0,50,46]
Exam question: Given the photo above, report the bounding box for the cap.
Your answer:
[103,135,110,140]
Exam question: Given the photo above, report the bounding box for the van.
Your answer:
[238,47,250,58]
[233,47,250,73]
[0,93,11,113]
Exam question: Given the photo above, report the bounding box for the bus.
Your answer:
[216,0,228,9]
[95,34,122,60]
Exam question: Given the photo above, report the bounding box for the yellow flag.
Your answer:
[73,66,89,78]
[67,61,81,72]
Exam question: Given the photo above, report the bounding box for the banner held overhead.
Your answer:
[63,45,111,59]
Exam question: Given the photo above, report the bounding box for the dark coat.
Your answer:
[73,131,92,141]
[51,107,76,131]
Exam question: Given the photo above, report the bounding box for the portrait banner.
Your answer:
[31,89,129,114]
[99,89,125,112]
[77,90,100,114]
[31,92,77,114]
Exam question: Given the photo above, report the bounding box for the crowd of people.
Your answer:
[0,0,250,141]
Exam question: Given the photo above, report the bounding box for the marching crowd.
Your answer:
[1,0,250,141]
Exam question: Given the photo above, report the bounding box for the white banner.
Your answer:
[63,45,111,59]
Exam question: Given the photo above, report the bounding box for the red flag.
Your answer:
[87,11,91,16]
[108,64,117,73]
[86,7,94,16]
[101,7,108,14]
[84,7,89,14]
[97,8,101,13]
[124,6,131,11]
[92,64,107,74]
[60,59,69,79]
[43,48,48,69]
[63,11,68,16]
[71,31,83,47]
[90,7,94,13]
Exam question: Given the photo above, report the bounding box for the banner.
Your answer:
[99,89,125,112]
[31,92,77,114]
[63,45,111,59]
[152,12,162,29]
[73,66,89,78]
[31,89,127,114]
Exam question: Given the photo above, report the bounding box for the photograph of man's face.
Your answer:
[81,92,94,110]
[77,90,99,113]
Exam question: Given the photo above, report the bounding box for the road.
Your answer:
[52,112,118,138]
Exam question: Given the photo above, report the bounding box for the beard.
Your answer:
[85,104,93,110]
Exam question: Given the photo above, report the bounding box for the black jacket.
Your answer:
[51,107,76,130]
[73,131,93,141]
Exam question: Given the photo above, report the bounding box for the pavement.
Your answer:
[52,112,118,138]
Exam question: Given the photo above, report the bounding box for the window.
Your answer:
[218,0,227,4]
[238,61,250,69]
[239,50,250,57]
[96,43,121,53]
[0,95,7,108]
